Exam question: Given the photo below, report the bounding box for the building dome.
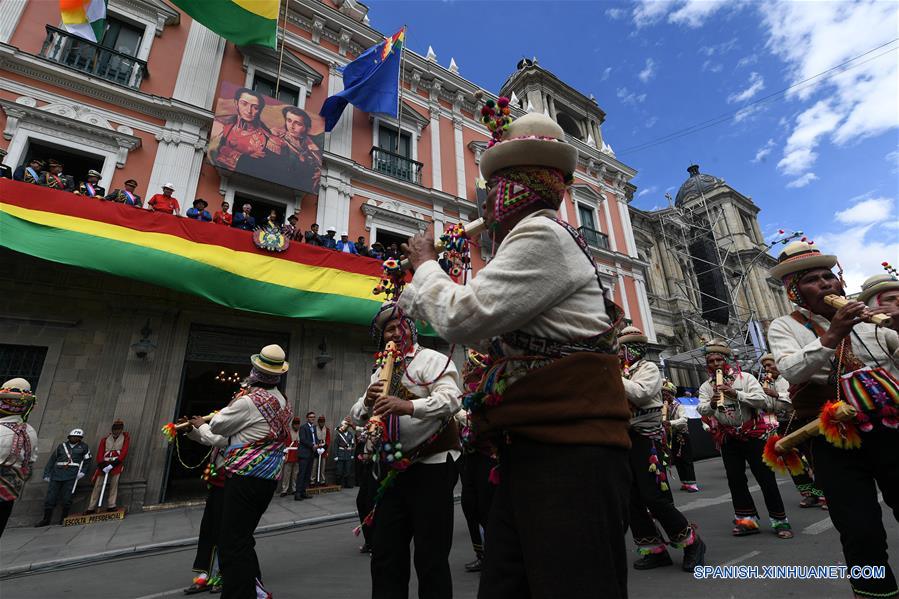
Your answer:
[675,164,725,206]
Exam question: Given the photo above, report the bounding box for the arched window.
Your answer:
[556,111,583,140]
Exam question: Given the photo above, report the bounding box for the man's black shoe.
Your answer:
[682,537,707,572]
[633,551,673,570]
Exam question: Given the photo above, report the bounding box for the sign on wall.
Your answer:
[208,81,324,195]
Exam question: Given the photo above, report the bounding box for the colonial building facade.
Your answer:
[0,0,650,524]
[630,165,792,387]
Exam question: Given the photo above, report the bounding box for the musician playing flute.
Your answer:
[759,353,825,509]
[697,340,792,539]
[618,326,706,571]
[401,107,632,599]
[349,301,462,599]
[768,241,899,599]
[661,380,699,492]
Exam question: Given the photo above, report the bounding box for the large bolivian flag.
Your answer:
[0,181,383,325]
[170,0,279,48]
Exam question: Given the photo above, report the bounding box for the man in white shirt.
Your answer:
[768,241,899,599]
[209,344,293,599]
[0,378,38,536]
[401,108,632,599]
[350,301,461,599]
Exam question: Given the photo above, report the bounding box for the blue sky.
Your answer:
[366,0,898,291]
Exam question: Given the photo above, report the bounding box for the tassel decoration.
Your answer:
[762,434,805,475]
[819,401,862,449]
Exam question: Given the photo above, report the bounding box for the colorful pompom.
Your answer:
[819,401,862,450]
[762,434,805,475]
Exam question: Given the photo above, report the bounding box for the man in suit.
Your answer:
[294,411,318,500]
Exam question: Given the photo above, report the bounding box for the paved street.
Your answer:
[1,458,897,598]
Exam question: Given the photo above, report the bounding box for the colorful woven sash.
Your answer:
[0,421,33,501]
[839,367,899,430]
[223,388,293,480]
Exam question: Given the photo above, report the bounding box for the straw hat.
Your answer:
[760,353,775,364]
[857,274,899,305]
[0,377,31,399]
[704,339,732,356]
[769,241,837,280]
[480,112,578,180]
[617,325,648,345]
[250,344,289,374]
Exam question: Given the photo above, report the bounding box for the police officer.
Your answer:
[36,428,91,526]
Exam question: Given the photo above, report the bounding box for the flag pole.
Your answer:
[394,26,407,155]
[275,0,289,97]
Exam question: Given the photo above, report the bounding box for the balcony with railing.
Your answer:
[370,147,423,185]
[39,25,148,89]
[579,226,610,250]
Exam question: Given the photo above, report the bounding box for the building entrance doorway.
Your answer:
[162,324,290,502]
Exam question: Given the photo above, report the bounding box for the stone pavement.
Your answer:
[0,488,359,577]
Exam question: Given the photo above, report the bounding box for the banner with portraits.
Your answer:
[208,81,324,195]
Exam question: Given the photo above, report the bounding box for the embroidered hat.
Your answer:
[857,274,899,306]
[250,344,289,374]
[769,241,837,280]
[479,111,578,181]
[0,378,35,419]
[617,325,648,345]
[703,339,732,356]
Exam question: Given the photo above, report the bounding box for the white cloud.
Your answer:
[834,197,895,225]
[605,7,626,20]
[645,116,659,128]
[728,72,765,103]
[886,150,899,174]
[777,100,842,175]
[701,60,723,73]
[734,104,763,123]
[815,222,899,293]
[669,0,729,27]
[762,0,899,175]
[633,0,678,28]
[752,138,776,163]
[736,54,758,68]
[633,0,733,28]
[617,87,647,105]
[785,173,819,188]
[638,186,658,198]
[638,58,656,83]
[601,67,612,81]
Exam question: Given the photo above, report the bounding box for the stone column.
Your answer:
[146,123,207,212]
[172,21,226,110]
[635,277,657,342]
[0,0,27,43]
[453,117,466,199]
[429,106,442,191]
[316,167,351,234]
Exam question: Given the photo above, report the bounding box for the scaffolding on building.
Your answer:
[653,186,801,380]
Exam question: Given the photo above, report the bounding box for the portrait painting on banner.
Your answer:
[208,81,324,195]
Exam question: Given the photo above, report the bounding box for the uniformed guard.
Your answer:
[36,428,91,526]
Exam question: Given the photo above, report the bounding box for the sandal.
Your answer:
[732,518,760,536]
[776,528,794,539]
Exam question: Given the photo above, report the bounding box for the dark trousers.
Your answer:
[193,485,225,574]
[335,459,354,488]
[371,457,456,599]
[478,441,631,599]
[44,478,76,510]
[0,499,13,537]
[628,432,690,547]
[356,461,378,546]
[461,451,496,555]
[294,456,313,498]
[778,421,821,497]
[219,476,276,599]
[810,425,899,598]
[720,437,786,519]
[671,434,697,484]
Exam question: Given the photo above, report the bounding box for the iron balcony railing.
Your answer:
[40,25,148,89]
[370,146,423,185]
[578,225,610,250]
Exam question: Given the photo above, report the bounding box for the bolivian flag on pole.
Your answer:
[170,0,279,48]
[59,0,107,43]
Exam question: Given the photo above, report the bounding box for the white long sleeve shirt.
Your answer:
[666,402,688,433]
[697,372,767,429]
[397,209,612,348]
[622,360,663,435]
[350,346,461,465]
[209,387,288,449]
[186,422,228,468]
[768,308,899,385]
[0,415,38,469]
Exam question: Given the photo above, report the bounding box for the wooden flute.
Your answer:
[399,218,487,270]
[774,403,857,453]
[824,294,892,326]
[368,341,398,434]
[715,369,724,405]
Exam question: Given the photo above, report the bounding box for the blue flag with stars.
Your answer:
[320,27,406,132]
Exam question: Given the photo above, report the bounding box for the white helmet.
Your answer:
[68,428,84,437]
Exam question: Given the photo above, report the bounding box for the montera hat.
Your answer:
[250,344,289,374]
[857,274,899,306]
[704,339,732,357]
[479,112,578,180]
[617,325,648,345]
[769,241,837,280]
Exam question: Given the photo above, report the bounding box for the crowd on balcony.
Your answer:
[0,150,396,261]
